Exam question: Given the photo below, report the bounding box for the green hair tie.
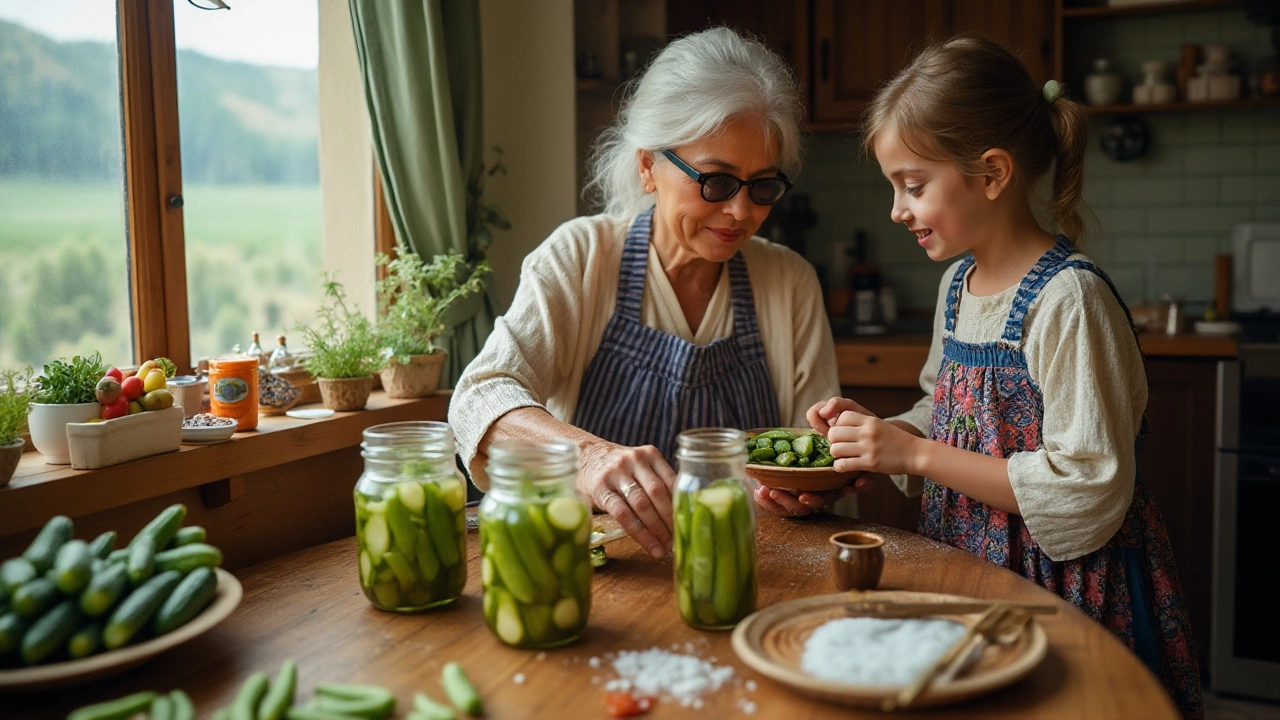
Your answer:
[1042,79,1065,104]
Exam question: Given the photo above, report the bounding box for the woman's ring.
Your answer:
[618,481,640,498]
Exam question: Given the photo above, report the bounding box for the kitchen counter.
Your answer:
[8,513,1177,718]
[836,332,1236,388]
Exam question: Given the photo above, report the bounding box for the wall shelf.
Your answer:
[1087,96,1280,113]
[1062,0,1244,20]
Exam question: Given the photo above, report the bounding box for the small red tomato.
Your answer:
[120,375,144,401]
[101,398,129,420]
[95,377,123,405]
[104,366,124,382]
[603,692,653,718]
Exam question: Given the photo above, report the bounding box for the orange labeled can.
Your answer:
[209,355,259,431]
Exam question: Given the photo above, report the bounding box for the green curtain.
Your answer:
[349,0,494,388]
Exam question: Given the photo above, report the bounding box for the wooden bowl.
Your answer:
[745,427,858,492]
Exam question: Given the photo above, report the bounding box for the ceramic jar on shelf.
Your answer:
[1187,45,1241,102]
[1133,60,1176,105]
[1085,58,1123,107]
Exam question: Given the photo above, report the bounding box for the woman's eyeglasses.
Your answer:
[661,149,793,206]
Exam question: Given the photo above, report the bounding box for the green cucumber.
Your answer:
[67,620,103,659]
[68,691,160,720]
[54,539,94,595]
[149,695,173,720]
[169,690,195,720]
[413,530,440,583]
[127,538,156,587]
[524,503,556,549]
[442,662,483,715]
[285,708,360,720]
[412,692,457,720]
[792,433,814,457]
[154,543,223,573]
[545,497,584,533]
[11,576,59,617]
[754,429,795,441]
[259,659,298,720]
[229,671,269,720]
[508,509,559,603]
[106,548,129,565]
[314,683,396,718]
[385,492,419,563]
[169,526,206,548]
[87,531,118,559]
[80,562,129,617]
[23,515,74,574]
[0,611,29,655]
[128,504,187,553]
[21,597,82,664]
[103,570,182,649]
[483,521,536,605]
[0,557,37,595]
[711,505,740,620]
[688,503,714,601]
[423,483,460,568]
[152,566,218,635]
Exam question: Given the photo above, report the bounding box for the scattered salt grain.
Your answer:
[513,673,525,684]
[609,648,735,707]
[588,656,601,668]
[737,698,758,715]
[801,617,967,686]
[692,698,704,710]
[745,680,757,692]
[536,652,546,662]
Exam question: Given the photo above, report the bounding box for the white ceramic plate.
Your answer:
[180,423,237,444]
[285,408,335,420]
[0,568,242,691]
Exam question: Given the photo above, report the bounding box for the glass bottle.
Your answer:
[246,331,266,368]
[479,438,591,648]
[354,421,467,612]
[268,335,292,371]
[673,427,756,630]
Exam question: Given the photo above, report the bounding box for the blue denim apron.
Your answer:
[572,209,780,462]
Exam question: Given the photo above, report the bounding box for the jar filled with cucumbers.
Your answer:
[673,427,756,630]
[354,421,467,612]
[479,439,591,648]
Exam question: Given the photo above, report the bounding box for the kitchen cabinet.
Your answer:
[666,1,809,92]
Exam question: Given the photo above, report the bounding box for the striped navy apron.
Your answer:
[572,209,780,463]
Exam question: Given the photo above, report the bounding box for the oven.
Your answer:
[1212,343,1280,700]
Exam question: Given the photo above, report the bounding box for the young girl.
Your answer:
[809,36,1202,717]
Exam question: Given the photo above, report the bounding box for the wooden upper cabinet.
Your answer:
[666,1,810,95]
[950,0,1055,86]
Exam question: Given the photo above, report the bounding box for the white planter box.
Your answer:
[29,402,102,464]
[66,407,183,470]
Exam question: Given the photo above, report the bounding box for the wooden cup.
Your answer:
[830,530,885,591]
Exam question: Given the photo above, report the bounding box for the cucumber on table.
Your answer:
[103,570,182,649]
[23,515,74,574]
[441,662,483,715]
[258,659,298,720]
[413,692,457,720]
[229,671,269,720]
[313,683,396,719]
[68,691,159,720]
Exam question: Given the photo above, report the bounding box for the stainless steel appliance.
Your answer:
[1213,340,1280,700]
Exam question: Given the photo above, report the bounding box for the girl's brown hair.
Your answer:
[862,35,1090,241]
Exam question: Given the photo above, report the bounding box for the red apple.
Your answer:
[104,367,124,382]
[101,399,129,420]
[121,375,144,401]
[95,377,123,405]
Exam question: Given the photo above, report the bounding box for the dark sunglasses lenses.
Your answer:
[700,175,789,205]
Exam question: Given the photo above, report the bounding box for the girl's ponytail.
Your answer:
[1049,95,1089,243]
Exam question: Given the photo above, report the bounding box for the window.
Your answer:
[0,0,340,373]
[0,1,135,368]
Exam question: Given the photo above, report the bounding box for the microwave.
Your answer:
[1232,223,1280,314]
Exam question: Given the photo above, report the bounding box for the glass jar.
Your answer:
[354,421,467,612]
[479,439,591,648]
[673,427,756,630]
[208,354,258,431]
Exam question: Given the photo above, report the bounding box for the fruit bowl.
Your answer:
[65,407,184,470]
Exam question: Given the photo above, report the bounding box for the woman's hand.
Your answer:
[752,478,871,518]
[829,411,924,476]
[807,397,879,435]
[579,441,675,558]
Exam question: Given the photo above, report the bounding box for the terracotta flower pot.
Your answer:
[317,376,374,412]
[1,438,24,487]
[28,401,101,464]
[379,352,447,399]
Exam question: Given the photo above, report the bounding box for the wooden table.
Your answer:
[8,514,1177,719]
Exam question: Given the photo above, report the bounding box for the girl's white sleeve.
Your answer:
[1007,269,1146,562]
[449,229,590,483]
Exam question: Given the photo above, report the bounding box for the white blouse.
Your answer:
[890,256,1147,562]
[450,214,841,487]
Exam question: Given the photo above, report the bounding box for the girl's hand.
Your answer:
[579,441,675,558]
[807,397,879,435]
[752,477,872,518]
[829,411,923,476]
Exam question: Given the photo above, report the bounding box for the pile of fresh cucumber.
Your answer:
[0,503,222,667]
[746,428,834,467]
[70,659,484,720]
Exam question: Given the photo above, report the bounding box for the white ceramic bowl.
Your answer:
[180,422,237,444]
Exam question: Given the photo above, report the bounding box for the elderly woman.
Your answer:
[450,28,840,558]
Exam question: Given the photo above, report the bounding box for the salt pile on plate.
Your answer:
[604,648,736,706]
[801,617,967,686]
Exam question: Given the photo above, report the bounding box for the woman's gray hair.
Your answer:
[585,27,804,218]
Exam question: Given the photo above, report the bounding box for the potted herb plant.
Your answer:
[0,366,36,485]
[29,352,106,464]
[294,276,386,411]
[375,240,492,398]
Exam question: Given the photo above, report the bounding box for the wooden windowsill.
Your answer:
[0,391,450,537]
